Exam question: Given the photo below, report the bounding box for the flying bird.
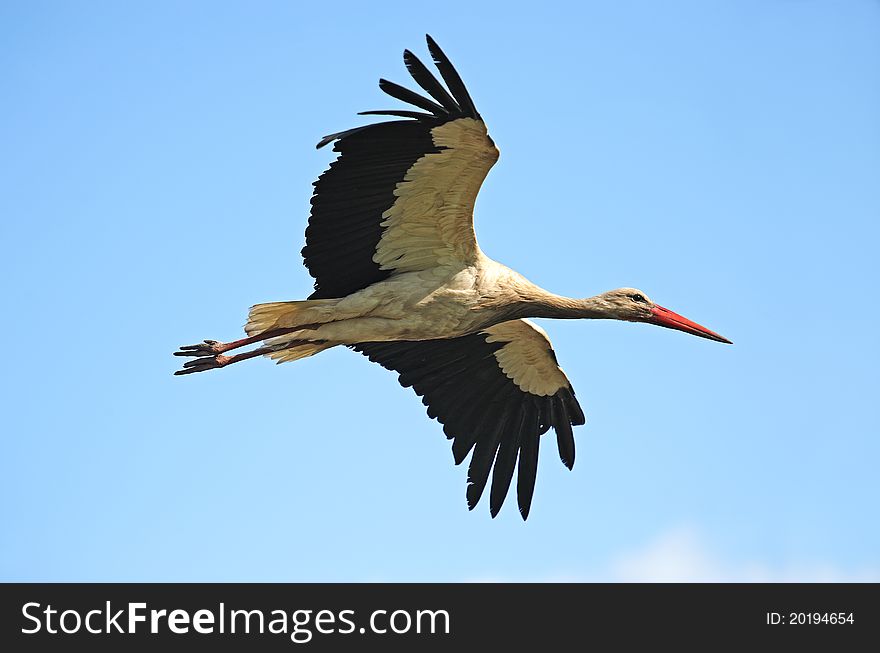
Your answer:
[175,35,731,519]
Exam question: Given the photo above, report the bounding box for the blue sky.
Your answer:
[2,1,878,581]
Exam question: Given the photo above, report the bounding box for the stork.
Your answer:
[175,35,731,519]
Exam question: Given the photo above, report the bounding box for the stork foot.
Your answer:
[174,339,222,357]
[174,354,230,375]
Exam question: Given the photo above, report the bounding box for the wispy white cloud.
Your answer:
[466,525,880,583]
[609,525,879,582]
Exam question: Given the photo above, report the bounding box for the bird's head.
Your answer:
[596,287,732,344]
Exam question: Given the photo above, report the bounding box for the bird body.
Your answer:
[176,36,731,519]
[247,257,565,344]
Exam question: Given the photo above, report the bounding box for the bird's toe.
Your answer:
[174,353,229,375]
[174,340,221,357]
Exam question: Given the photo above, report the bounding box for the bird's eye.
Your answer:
[630,294,647,303]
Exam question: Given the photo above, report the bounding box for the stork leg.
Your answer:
[174,324,322,358]
[174,342,307,376]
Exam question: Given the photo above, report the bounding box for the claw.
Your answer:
[174,354,230,375]
[174,339,222,357]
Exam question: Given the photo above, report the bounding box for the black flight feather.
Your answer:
[466,413,508,510]
[490,404,529,517]
[516,422,540,520]
[358,109,437,120]
[378,79,449,115]
[403,49,460,113]
[425,34,479,119]
[561,387,586,426]
[552,397,576,470]
[315,127,369,149]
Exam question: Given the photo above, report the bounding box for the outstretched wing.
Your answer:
[303,35,499,300]
[354,320,586,520]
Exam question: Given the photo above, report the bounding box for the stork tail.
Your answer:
[264,340,334,364]
[245,299,337,336]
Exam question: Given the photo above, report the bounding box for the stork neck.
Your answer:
[524,293,611,320]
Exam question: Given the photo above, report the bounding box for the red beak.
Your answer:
[649,305,732,344]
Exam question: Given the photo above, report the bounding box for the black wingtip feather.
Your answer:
[315,134,336,149]
[516,430,539,521]
[315,124,373,149]
[489,435,520,517]
[551,396,576,470]
[562,387,586,426]
[317,37,481,150]
[466,416,506,511]
[358,109,437,120]
[378,78,448,116]
[402,48,460,113]
[425,34,479,119]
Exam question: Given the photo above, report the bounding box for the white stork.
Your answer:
[175,35,731,519]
